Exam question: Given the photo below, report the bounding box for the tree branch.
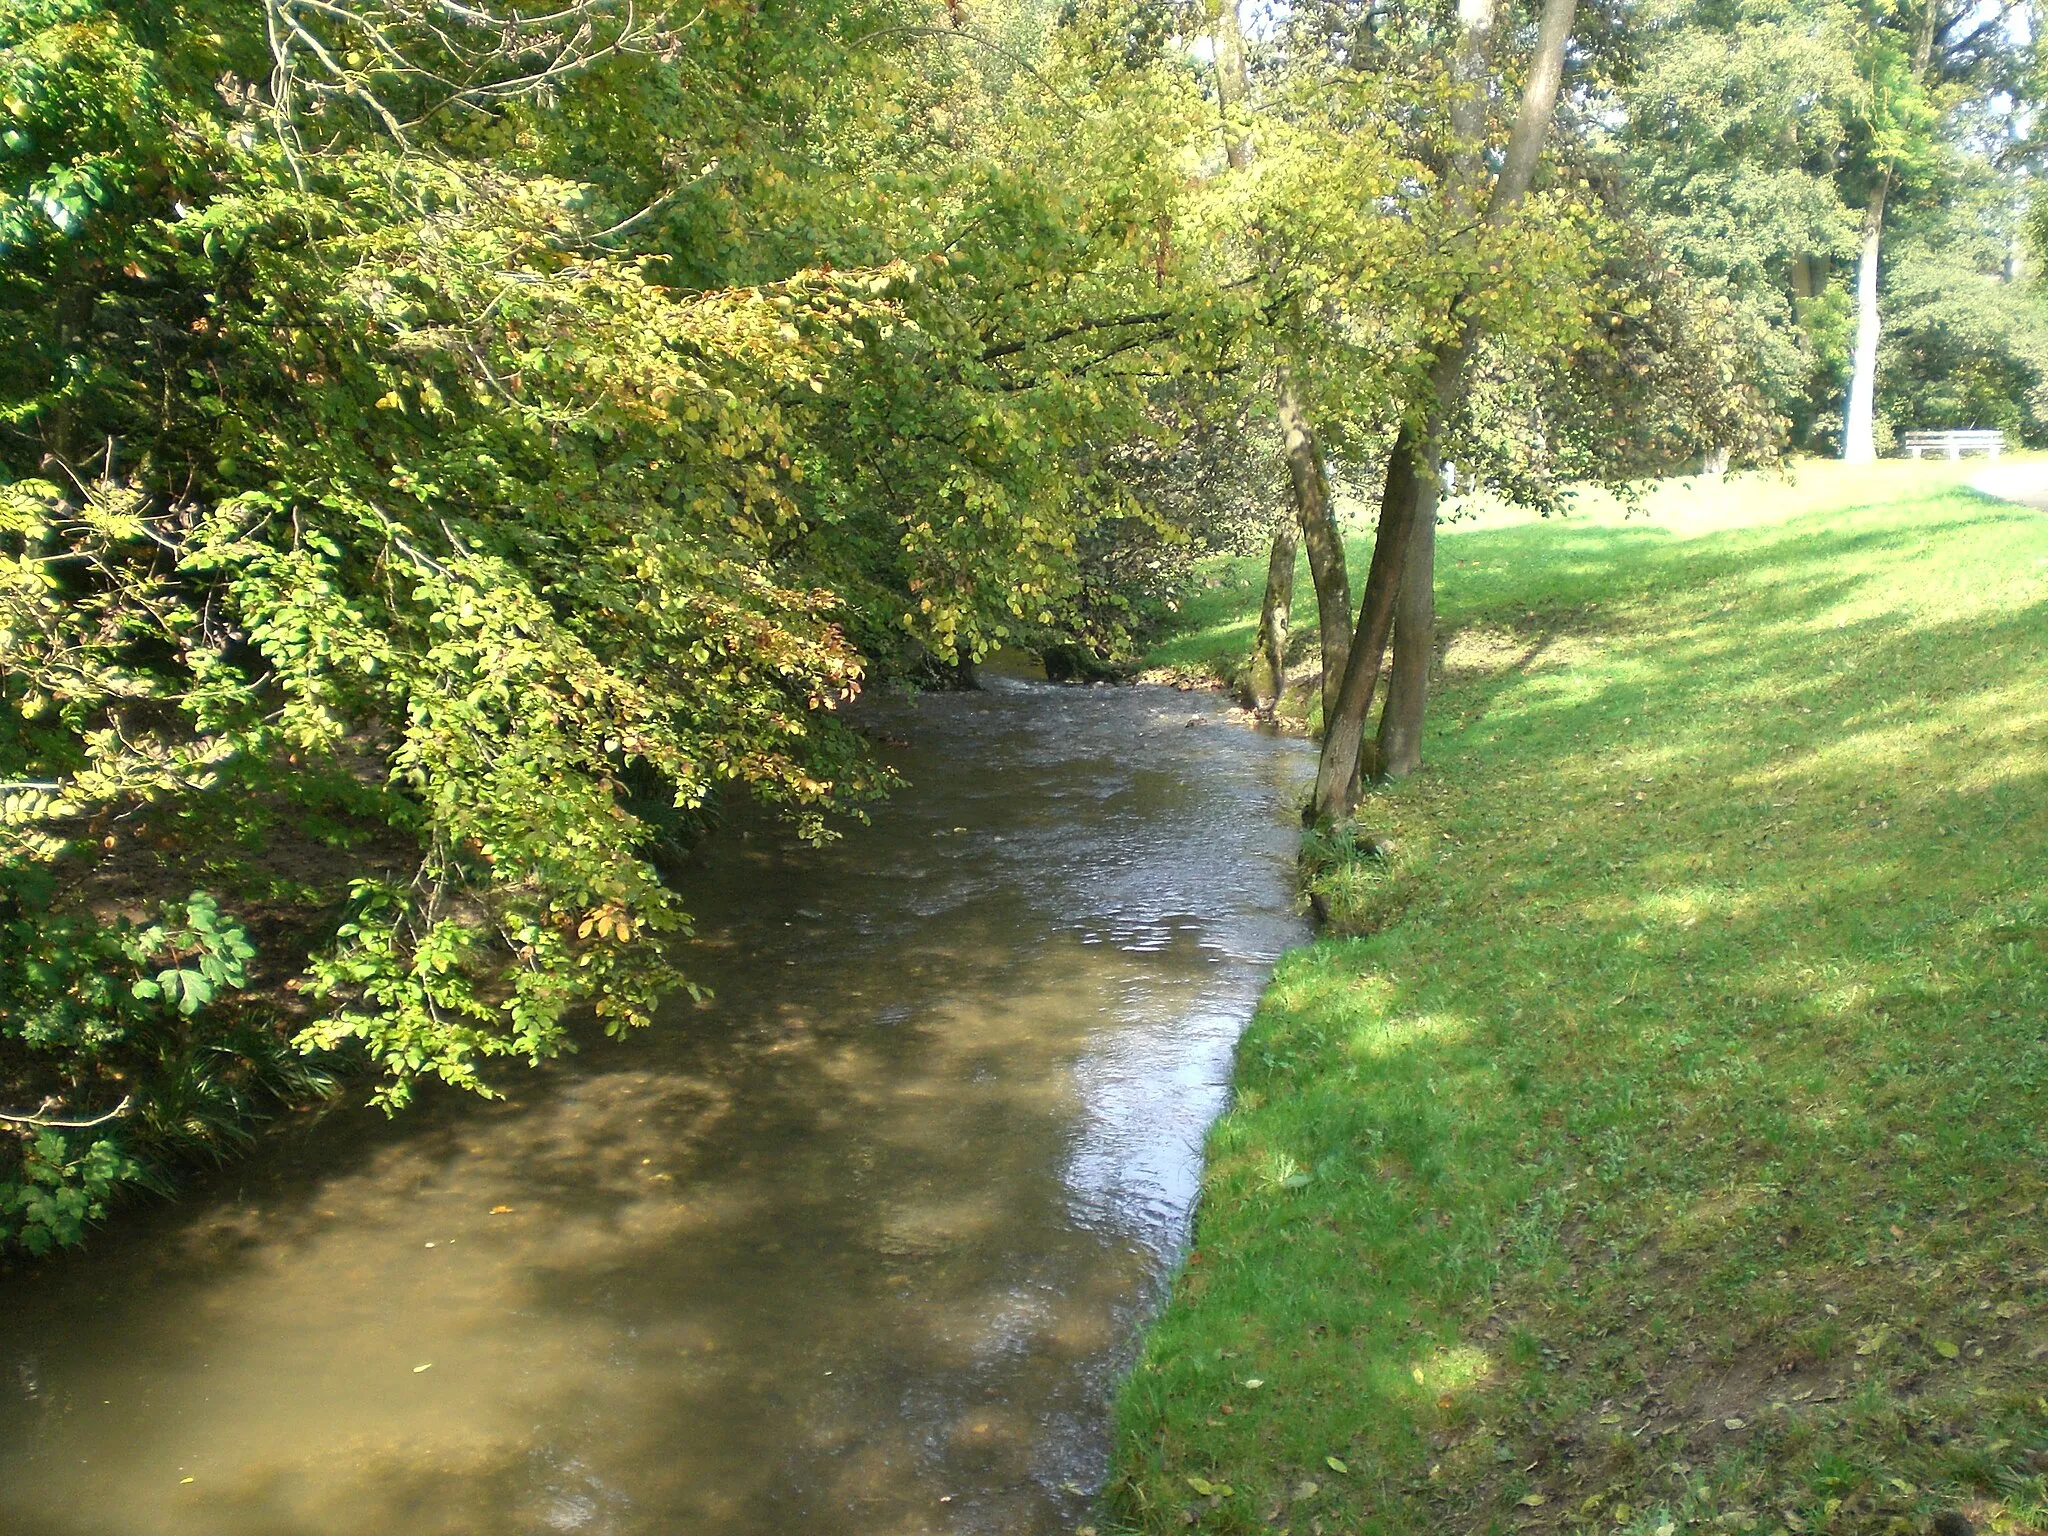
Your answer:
[1486,0,1578,226]
[0,1096,133,1130]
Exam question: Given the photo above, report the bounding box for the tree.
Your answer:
[1620,0,2038,460]
[0,0,1247,1249]
[1310,0,1582,821]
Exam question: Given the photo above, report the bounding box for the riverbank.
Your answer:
[1105,460,2048,1535]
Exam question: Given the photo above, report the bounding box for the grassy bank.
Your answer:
[1105,461,2048,1536]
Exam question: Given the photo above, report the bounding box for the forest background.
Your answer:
[1,0,2041,1254]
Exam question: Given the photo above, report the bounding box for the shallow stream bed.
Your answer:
[0,679,1308,1535]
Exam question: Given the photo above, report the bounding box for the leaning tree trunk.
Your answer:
[1275,373,1351,724]
[1212,10,1353,732]
[1310,0,1578,823]
[1311,419,1430,817]
[1841,182,1886,466]
[1335,0,1489,793]
[1246,513,1298,714]
[1374,469,1439,779]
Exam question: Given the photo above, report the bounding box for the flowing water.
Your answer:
[0,679,1309,1536]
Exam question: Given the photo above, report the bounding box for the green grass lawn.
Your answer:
[1104,460,2048,1536]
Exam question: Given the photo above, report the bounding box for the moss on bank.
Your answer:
[1105,461,2048,1536]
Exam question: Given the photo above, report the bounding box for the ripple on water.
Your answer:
[0,681,1310,1536]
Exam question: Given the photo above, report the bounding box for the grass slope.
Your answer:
[1105,462,2048,1536]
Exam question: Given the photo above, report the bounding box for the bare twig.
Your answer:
[0,1096,134,1130]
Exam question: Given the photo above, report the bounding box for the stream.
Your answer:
[0,678,1310,1536]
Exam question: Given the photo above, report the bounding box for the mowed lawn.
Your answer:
[1105,461,2048,1536]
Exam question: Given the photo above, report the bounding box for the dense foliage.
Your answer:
[1615,0,2045,451]
[2,0,2039,1254]
[0,0,1256,1249]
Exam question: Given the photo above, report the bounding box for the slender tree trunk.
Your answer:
[1841,0,1932,465]
[1211,0,1362,740]
[1310,0,1578,822]
[1355,0,1494,785]
[1375,469,1438,778]
[1213,3,1355,729]
[1246,514,1297,713]
[1842,180,1886,465]
[1275,373,1350,723]
[1310,415,1432,816]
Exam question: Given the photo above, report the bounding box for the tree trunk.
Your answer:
[1246,513,1297,714]
[1213,3,1356,735]
[1375,470,1438,779]
[1310,419,1426,817]
[1275,372,1350,724]
[1308,0,1578,823]
[1842,181,1885,465]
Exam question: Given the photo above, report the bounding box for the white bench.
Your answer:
[1902,429,2004,461]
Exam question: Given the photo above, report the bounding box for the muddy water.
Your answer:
[0,680,1308,1536]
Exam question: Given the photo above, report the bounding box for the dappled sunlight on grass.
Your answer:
[1109,464,2048,1534]
[1344,1010,1471,1062]
[1412,1341,1497,1397]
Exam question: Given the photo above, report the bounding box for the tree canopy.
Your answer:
[2,0,2039,1252]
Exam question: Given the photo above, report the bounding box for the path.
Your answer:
[1968,459,2048,509]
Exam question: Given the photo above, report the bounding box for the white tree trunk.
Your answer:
[1842,190,1885,464]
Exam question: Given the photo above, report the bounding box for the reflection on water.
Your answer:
[0,681,1309,1535]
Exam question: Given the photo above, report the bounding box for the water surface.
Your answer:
[0,680,1308,1535]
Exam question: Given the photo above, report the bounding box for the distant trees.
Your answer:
[1617,0,2044,458]
[1221,0,2041,821]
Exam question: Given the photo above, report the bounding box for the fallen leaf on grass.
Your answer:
[1518,1493,1547,1507]
[1293,1480,1319,1501]
[1934,1340,1960,1360]
[1243,1378,1264,1389]
[1724,1418,1746,1430]
[1325,1457,1349,1474]
[1186,1476,1232,1498]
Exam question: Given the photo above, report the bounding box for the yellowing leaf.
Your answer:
[1934,1339,1959,1359]
[1326,1457,1349,1474]
[1519,1493,1547,1507]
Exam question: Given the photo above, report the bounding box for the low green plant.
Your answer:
[0,873,285,1255]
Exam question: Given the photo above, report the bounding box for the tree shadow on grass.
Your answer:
[1109,489,2048,1532]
